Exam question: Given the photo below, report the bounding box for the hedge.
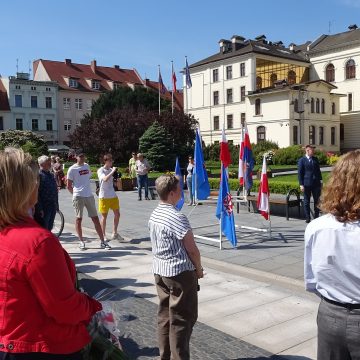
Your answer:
[208,178,299,194]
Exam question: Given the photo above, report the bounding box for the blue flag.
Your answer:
[192,129,210,200]
[216,164,237,247]
[185,58,192,88]
[175,157,184,210]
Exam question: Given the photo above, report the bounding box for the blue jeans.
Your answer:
[137,174,149,199]
[186,176,193,203]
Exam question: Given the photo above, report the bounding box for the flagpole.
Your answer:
[171,61,174,115]
[185,56,188,115]
[158,65,161,116]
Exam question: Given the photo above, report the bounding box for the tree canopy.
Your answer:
[0,130,48,158]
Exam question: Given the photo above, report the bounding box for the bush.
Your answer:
[252,140,279,165]
[203,143,239,164]
[273,145,303,165]
[314,150,328,165]
[327,154,340,165]
[208,178,298,194]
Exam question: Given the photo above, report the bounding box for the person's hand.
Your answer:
[196,267,204,279]
[112,167,117,173]
[300,185,304,192]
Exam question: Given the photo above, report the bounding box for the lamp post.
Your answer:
[292,85,309,146]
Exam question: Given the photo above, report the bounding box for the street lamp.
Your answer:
[292,85,309,146]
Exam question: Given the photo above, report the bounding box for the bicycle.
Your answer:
[51,209,65,237]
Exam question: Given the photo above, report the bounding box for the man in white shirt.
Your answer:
[67,150,110,250]
[97,153,123,242]
[135,153,150,201]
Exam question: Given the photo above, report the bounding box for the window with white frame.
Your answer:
[240,62,245,77]
[69,78,78,88]
[255,98,261,115]
[15,94,22,107]
[257,126,266,142]
[240,86,245,102]
[63,97,70,109]
[348,93,353,111]
[227,114,233,129]
[86,100,92,110]
[226,88,233,103]
[31,86,36,91]
[241,112,246,125]
[226,65,232,80]
[75,98,83,110]
[213,116,220,130]
[92,80,100,90]
[16,118,23,130]
[309,125,315,145]
[46,119,53,131]
[46,97,52,109]
[64,122,71,131]
[32,119,39,131]
[213,69,219,82]
[213,91,219,105]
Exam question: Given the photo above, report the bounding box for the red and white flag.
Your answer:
[220,128,231,168]
[257,155,270,220]
[172,63,177,93]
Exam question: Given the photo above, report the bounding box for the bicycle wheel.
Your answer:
[52,210,65,237]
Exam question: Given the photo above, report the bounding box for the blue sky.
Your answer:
[1,0,359,88]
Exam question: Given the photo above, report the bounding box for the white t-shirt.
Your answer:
[135,159,150,176]
[67,163,93,197]
[97,167,116,199]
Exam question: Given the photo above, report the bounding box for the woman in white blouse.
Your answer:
[304,150,360,360]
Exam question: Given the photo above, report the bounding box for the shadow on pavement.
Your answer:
[234,356,312,360]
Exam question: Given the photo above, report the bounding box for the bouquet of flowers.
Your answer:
[82,288,128,360]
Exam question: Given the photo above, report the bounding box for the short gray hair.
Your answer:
[38,155,49,165]
[155,174,179,200]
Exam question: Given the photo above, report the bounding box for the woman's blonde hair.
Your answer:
[320,150,360,222]
[0,148,39,229]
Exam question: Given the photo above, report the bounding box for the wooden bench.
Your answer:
[236,188,301,220]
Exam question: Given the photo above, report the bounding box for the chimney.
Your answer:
[65,59,72,65]
[255,34,267,44]
[218,39,232,53]
[231,35,246,50]
[289,43,296,51]
[348,24,358,31]
[91,60,97,73]
[114,65,120,70]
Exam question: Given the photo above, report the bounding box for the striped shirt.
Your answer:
[149,203,195,277]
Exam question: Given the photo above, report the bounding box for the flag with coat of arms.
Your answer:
[257,155,270,220]
[216,129,237,247]
[238,122,254,191]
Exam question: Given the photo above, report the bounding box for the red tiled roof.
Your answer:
[34,59,144,92]
[145,79,183,110]
[0,80,10,111]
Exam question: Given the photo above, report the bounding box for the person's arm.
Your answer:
[183,230,204,279]
[67,178,74,194]
[304,227,319,295]
[298,158,304,191]
[103,168,117,182]
[26,236,102,325]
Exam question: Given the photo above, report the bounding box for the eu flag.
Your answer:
[175,157,184,210]
[185,58,192,88]
[192,129,210,200]
[216,164,237,247]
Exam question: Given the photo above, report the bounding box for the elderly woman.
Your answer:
[148,174,203,360]
[305,150,360,360]
[0,148,102,360]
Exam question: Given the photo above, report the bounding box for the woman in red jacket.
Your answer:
[0,148,102,359]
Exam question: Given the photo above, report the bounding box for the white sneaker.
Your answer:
[79,241,86,250]
[112,233,124,241]
[100,241,112,250]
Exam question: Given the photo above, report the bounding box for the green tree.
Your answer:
[139,121,174,171]
[0,130,48,157]
[91,87,171,119]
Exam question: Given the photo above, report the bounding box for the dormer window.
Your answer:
[92,80,100,90]
[69,78,78,88]
[113,83,121,90]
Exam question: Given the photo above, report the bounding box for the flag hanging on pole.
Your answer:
[172,63,177,92]
[220,127,231,169]
[216,164,237,247]
[192,128,210,200]
[257,155,270,220]
[158,68,166,95]
[174,157,184,211]
[185,57,192,88]
[238,122,254,191]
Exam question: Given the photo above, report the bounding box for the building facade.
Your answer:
[185,35,343,152]
[33,59,144,145]
[0,73,58,144]
[309,25,360,150]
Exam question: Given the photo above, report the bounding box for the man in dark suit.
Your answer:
[298,145,322,223]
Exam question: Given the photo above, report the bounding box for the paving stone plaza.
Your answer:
[59,185,318,360]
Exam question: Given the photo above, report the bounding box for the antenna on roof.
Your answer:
[16,58,19,73]
[28,60,31,78]
[328,20,334,34]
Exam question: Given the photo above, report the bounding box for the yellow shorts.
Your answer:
[98,197,120,214]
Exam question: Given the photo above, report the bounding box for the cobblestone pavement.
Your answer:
[80,273,281,360]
